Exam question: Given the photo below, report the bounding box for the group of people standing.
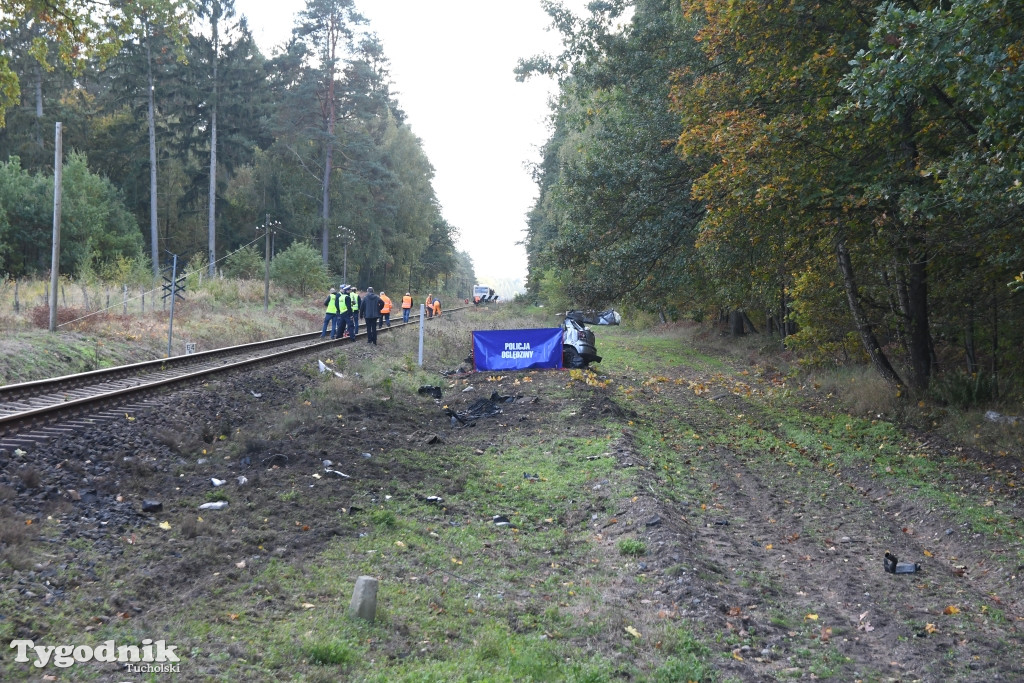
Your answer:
[320,286,437,345]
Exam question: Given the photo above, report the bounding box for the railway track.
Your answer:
[0,306,469,450]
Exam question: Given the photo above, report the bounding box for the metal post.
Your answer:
[167,254,178,357]
[263,224,271,312]
[418,304,425,367]
[49,122,62,332]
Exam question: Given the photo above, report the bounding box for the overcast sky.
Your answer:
[234,0,592,289]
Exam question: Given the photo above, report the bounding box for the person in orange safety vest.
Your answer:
[379,292,393,327]
[401,292,413,323]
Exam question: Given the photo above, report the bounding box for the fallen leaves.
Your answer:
[943,605,961,615]
[158,521,171,531]
[624,625,642,639]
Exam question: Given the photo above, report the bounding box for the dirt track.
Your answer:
[1,323,1022,681]
[595,347,1024,681]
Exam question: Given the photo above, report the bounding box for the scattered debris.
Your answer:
[360,452,372,459]
[211,478,226,487]
[884,551,921,574]
[324,468,351,478]
[236,476,249,486]
[250,390,262,398]
[566,309,621,326]
[317,359,344,378]
[323,459,333,468]
[418,385,443,399]
[523,472,540,481]
[440,366,473,377]
[645,514,662,527]
[425,496,444,504]
[984,410,1020,425]
[492,515,514,527]
[263,454,289,467]
[407,430,445,445]
[199,501,229,511]
[141,500,163,513]
[462,385,475,392]
[446,392,520,426]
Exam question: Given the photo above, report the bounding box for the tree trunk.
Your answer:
[147,26,160,279]
[779,285,788,345]
[320,14,339,267]
[897,108,931,391]
[836,240,903,387]
[729,310,745,336]
[881,267,907,355]
[742,311,759,334]
[34,67,43,149]
[905,256,931,390]
[991,289,999,399]
[964,296,978,375]
[207,9,219,277]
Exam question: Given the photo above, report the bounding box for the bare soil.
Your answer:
[0,325,1021,681]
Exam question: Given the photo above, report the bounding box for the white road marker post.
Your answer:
[418,304,425,367]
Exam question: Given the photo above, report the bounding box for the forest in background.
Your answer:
[521,0,1024,401]
[0,0,475,299]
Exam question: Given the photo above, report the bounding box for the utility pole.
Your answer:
[167,254,178,357]
[259,217,279,312]
[48,122,62,332]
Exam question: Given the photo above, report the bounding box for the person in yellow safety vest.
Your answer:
[379,292,393,327]
[339,286,355,338]
[425,293,434,319]
[401,292,413,323]
[320,287,341,339]
[432,297,441,317]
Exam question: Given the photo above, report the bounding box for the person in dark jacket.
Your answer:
[360,287,384,345]
[352,288,363,335]
[342,286,358,339]
[337,286,354,338]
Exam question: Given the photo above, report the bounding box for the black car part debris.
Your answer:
[446,392,519,425]
[884,551,921,574]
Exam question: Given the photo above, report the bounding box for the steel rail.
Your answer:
[0,304,471,440]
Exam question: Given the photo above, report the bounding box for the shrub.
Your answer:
[370,509,397,528]
[224,245,265,280]
[617,538,646,557]
[271,242,329,296]
[929,370,995,408]
[306,639,356,666]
